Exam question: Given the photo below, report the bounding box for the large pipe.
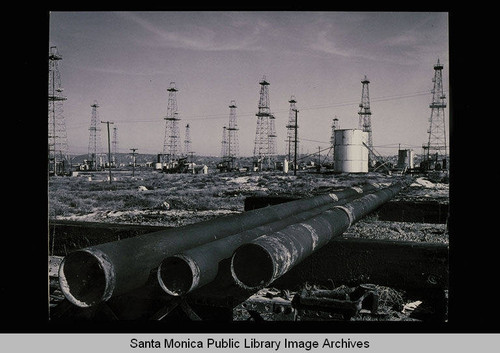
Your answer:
[157,193,364,296]
[59,183,380,307]
[230,181,408,291]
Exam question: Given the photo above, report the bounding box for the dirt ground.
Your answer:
[48,170,448,239]
[48,169,449,321]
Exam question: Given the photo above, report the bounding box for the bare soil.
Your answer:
[48,169,449,321]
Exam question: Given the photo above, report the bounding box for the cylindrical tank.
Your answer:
[283,159,289,173]
[333,129,368,173]
[397,149,414,169]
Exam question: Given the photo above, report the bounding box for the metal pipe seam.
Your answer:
[58,182,382,307]
[332,205,355,228]
[230,182,407,291]
[157,194,365,296]
[231,208,351,291]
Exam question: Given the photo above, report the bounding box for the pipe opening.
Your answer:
[58,251,109,307]
[158,256,194,296]
[231,243,274,290]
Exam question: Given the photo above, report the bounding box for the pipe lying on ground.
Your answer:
[59,183,380,307]
[157,194,363,296]
[230,181,407,291]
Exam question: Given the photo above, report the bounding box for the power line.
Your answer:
[66,89,443,129]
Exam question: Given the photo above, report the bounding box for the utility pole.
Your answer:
[293,108,298,176]
[101,121,114,183]
[130,148,138,177]
[288,136,291,163]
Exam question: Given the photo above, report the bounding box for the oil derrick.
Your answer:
[184,123,192,157]
[226,100,239,169]
[48,46,70,176]
[162,82,181,165]
[221,126,228,158]
[331,116,340,161]
[358,75,375,166]
[268,112,277,162]
[253,76,275,170]
[422,59,448,170]
[331,116,340,146]
[88,101,103,171]
[286,96,299,164]
[112,126,118,167]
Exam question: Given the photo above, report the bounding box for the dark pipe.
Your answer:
[230,182,407,291]
[157,194,361,296]
[59,183,380,307]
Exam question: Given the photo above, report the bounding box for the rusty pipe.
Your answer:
[230,181,407,291]
[59,183,380,307]
[157,194,363,296]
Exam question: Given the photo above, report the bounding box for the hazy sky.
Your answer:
[49,11,449,157]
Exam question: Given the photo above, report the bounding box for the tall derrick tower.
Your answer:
[253,76,275,170]
[268,112,277,163]
[184,123,192,157]
[221,126,228,158]
[88,101,103,170]
[331,116,340,161]
[48,46,70,175]
[112,126,118,167]
[226,100,239,169]
[358,75,375,166]
[286,96,298,163]
[162,82,181,165]
[423,59,448,170]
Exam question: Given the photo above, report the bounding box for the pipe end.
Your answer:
[158,255,198,296]
[58,249,115,308]
[231,243,274,291]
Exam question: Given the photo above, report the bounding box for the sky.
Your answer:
[48,11,449,157]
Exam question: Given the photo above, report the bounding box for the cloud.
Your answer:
[305,12,447,65]
[118,12,264,52]
[309,29,361,59]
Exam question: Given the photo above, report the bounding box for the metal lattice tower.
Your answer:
[221,126,228,158]
[88,101,103,170]
[184,123,192,157]
[226,100,239,168]
[423,59,448,169]
[331,117,340,162]
[358,75,375,165]
[112,126,118,167]
[162,82,181,164]
[253,76,275,169]
[268,112,277,161]
[48,46,70,175]
[331,116,340,147]
[286,96,299,163]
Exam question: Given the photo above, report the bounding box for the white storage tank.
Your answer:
[397,149,414,169]
[333,129,368,173]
